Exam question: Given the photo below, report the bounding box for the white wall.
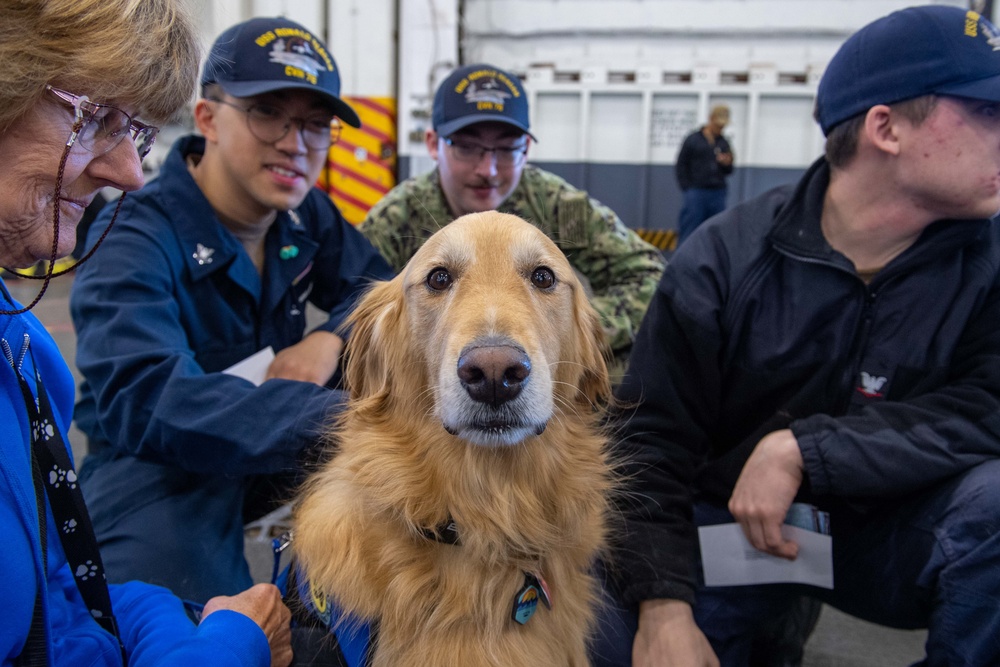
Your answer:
[327,0,396,96]
[462,0,968,73]
[396,0,974,169]
[396,0,461,176]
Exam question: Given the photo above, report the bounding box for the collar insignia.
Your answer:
[193,243,215,265]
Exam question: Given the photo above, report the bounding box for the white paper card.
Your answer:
[221,346,275,387]
[698,523,833,589]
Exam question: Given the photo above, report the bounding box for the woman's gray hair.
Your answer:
[0,0,201,132]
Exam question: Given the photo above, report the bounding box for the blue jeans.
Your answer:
[592,460,1000,666]
[677,187,727,246]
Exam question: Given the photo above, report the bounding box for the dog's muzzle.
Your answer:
[442,339,548,447]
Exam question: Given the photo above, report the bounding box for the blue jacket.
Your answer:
[71,135,393,475]
[615,158,1000,605]
[1,283,270,666]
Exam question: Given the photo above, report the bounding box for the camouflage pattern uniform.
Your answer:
[360,165,666,373]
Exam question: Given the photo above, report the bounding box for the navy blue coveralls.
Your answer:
[70,135,394,603]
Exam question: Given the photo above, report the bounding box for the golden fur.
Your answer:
[294,212,613,667]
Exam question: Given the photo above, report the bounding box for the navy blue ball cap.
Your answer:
[201,16,360,128]
[433,64,536,140]
[817,6,1000,136]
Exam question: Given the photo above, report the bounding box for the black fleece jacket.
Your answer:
[613,158,1000,605]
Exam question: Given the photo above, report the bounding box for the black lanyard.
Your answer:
[8,335,127,665]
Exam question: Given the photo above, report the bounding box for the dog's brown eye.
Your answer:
[427,267,453,291]
[531,267,556,289]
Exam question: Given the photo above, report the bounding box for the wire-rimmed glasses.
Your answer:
[46,85,158,161]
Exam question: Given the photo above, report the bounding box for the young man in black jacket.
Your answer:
[601,6,1000,666]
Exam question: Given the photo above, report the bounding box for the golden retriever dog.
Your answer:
[293,211,614,666]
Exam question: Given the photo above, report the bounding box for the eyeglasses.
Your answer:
[443,137,528,167]
[208,98,341,151]
[46,85,158,162]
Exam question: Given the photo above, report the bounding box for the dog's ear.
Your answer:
[572,287,613,411]
[343,277,407,403]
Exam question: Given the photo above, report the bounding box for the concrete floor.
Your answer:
[803,607,925,667]
[6,271,929,666]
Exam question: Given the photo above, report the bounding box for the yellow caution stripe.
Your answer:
[319,96,397,225]
[637,228,677,252]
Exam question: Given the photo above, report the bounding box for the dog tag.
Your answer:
[531,572,552,610]
[511,576,541,625]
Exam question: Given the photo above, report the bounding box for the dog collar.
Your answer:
[419,518,460,545]
[417,518,554,625]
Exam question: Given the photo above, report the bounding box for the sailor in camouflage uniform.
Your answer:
[361,64,665,376]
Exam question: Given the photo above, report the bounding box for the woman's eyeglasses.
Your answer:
[46,85,158,162]
[208,98,342,151]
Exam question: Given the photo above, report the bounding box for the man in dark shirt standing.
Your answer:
[675,104,733,245]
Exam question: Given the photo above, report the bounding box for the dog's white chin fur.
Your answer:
[446,421,547,447]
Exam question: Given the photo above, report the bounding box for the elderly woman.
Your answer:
[0,1,291,665]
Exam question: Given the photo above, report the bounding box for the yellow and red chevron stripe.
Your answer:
[319,96,397,225]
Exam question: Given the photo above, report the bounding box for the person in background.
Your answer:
[70,16,393,606]
[360,63,665,378]
[0,1,290,665]
[674,104,733,246]
[602,5,1000,666]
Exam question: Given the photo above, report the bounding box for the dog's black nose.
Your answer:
[457,344,531,407]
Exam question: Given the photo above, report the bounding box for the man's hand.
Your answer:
[265,330,343,386]
[633,599,719,667]
[716,151,733,167]
[728,429,804,559]
[202,583,292,667]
